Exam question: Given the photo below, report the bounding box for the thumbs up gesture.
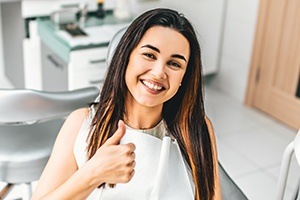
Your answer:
[102,120,127,146]
[85,120,136,186]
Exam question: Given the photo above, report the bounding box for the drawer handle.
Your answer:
[47,55,64,69]
[61,4,79,9]
[89,79,104,84]
[89,58,106,64]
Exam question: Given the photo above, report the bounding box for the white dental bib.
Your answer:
[74,118,195,200]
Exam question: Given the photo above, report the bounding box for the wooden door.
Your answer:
[246,0,300,129]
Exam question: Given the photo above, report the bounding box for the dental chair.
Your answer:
[0,87,99,199]
[108,27,248,200]
[276,129,300,200]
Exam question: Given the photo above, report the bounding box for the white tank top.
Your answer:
[73,109,195,199]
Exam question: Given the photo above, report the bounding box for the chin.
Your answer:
[137,100,163,109]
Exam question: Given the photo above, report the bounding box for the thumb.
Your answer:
[103,120,126,146]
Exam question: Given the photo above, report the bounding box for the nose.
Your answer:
[151,62,167,79]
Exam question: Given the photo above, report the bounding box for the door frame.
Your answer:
[245,0,270,106]
[245,0,300,129]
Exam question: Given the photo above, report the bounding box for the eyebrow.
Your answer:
[172,54,187,62]
[141,44,187,62]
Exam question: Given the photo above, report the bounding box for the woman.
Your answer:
[32,8,221,200]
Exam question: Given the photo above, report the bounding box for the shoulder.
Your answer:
[66,108,90,123]
[55,108,90,143]
[47,107,91,163]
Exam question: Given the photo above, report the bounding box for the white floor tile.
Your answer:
[218,137,262,178]
[235,170,292,200]
[205,85,280,136]
[267,155,300,195]
[205,87,260,135]
[219,125,293,168]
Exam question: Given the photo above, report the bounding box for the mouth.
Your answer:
[141,80,165,92]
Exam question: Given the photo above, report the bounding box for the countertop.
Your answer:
[37,13,132,63]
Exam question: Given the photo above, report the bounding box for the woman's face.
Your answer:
[125,26,190,110]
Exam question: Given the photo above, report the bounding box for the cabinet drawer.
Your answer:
[69,63,108,90]
[41,42,68,91]
[70,47,108,70]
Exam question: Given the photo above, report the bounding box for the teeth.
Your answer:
[143,80,163,91]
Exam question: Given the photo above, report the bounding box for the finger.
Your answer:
[130,169,135,179]
[121,169,135,183]
[118,143,135,157]
[126,142,136,151]
[119,143,136,158]
[103,120,126,146]
[131,151,136,160]
[131,160,136,168]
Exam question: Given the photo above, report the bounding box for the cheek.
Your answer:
[125,59,143,87]
[169,73,185,93]
[125,58,137,78]
[127,55,142,73]
[125,64,134,88]
[173,72,185,85]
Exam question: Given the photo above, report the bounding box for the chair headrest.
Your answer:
[0,87,99,125]
[106,27,127,66]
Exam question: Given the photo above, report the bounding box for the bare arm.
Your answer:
[32,108,96,199]
[32,109,136,199]
[205,116,222,200]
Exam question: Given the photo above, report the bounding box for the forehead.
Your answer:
[137,26,190,57]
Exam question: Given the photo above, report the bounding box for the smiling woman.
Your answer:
[125,26,189,112]
[31,8,221,200]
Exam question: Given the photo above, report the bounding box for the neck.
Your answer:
[124,104,163,130]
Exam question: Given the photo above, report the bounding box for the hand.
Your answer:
[85,120,136,186]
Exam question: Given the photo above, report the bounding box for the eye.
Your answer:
[167,60,182,68]
[142,53,156,60]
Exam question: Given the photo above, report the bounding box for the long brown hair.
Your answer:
[87,8,216,200]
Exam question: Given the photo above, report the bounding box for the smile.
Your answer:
[141,80,165,91]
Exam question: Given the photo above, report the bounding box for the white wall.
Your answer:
[211,0,260,102]
[0,3,14,89]
[0,4,4,75]
[160,0,226,76]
